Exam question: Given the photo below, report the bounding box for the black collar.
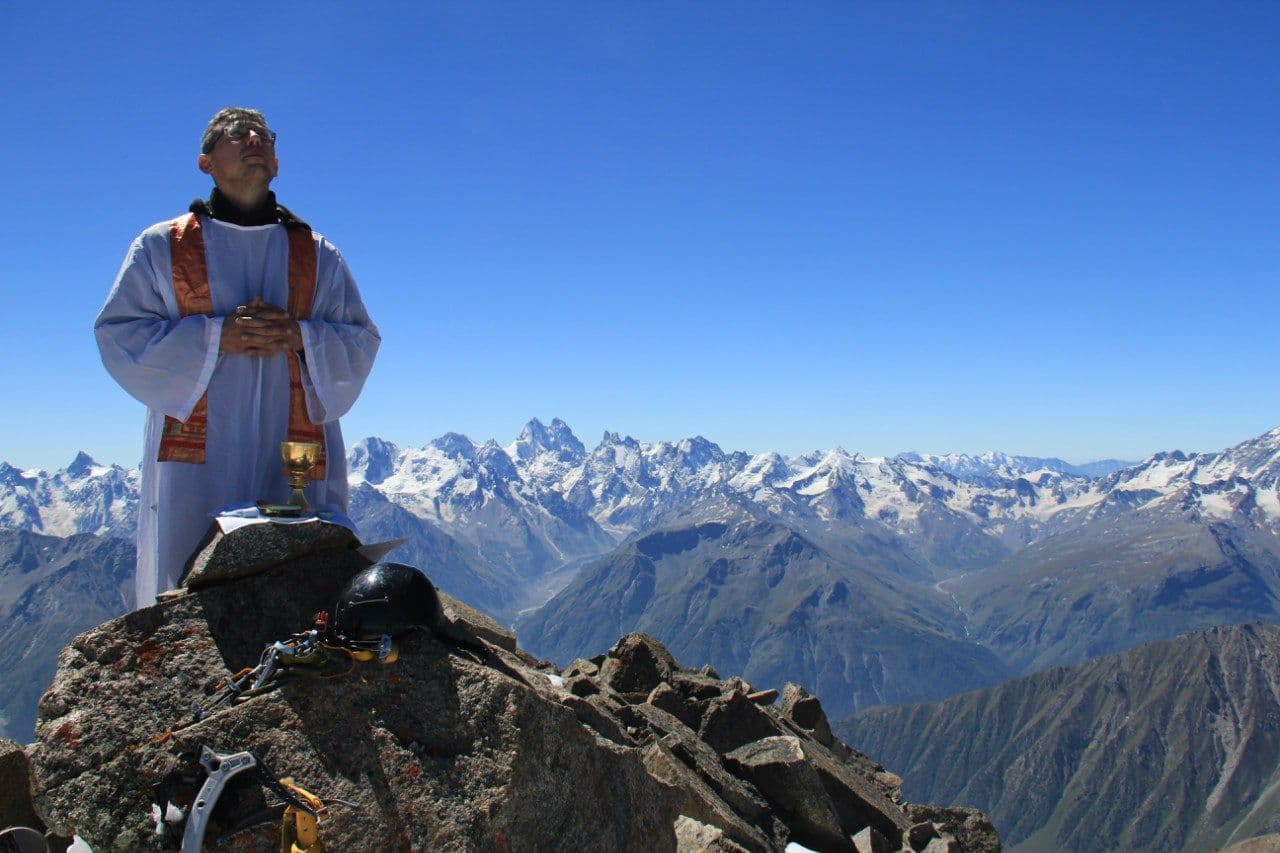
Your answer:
[189,188,310,230]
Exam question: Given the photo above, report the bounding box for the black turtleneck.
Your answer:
[189,188,310,230]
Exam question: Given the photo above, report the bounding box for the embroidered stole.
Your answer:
[157,213,327,479]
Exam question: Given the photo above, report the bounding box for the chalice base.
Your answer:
[257,500,302,518]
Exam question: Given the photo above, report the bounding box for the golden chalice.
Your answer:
[280,440,323,512]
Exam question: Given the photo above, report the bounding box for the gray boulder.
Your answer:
[700,690,787,755]
[904,806,1000,853]
[781,682,842,753]
[675,814,752,852]
[180,518,359,589]
[853,825,894,853]
[724,736,853,853]
[599,632,680,695]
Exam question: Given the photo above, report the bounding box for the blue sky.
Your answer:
[2,3,1277,470]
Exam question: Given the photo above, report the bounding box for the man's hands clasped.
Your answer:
[220,296,303,356]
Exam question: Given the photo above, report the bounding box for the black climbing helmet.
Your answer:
[331,562,444,644]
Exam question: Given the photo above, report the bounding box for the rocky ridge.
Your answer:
[838,624,1280,851]
[520,513,1013,719]
[15,522,998,852]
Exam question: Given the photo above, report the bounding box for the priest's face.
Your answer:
[197,120,279,193]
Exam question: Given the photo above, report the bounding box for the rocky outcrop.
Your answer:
[15,523,995,851]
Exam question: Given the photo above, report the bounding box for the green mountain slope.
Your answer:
[837,624,1280,851]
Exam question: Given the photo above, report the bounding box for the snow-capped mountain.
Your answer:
[555,431,747,538]
[506,417,587,482]
[0,452,137,538]
[5,422,1278,583]
[499,423,1096,553]
[946,429,1280,678]
[896,450,1133,481]
[350,430,615,580]
[347,436,400,486]
[1074,427,1280,529]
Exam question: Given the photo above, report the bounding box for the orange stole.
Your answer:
[157,213,327,479]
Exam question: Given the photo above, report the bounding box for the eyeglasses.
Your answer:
[206,121,278,151]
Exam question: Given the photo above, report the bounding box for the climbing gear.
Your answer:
[208,765,356,852]
[214,777,356,852]
[174,565,446,846]
[180,747,264,852]
[192,613,399,723]
[178,745,353,853]
[192,563,444,721]
[0,827,48,853]
[331,562,444,653]
[277,777,344,853]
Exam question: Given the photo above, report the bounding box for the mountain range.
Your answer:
[6,419,1280,849]
[3,420,1278,725]
[0,452,137,538]
[0,417,1274,696]
[2,419,1140,616]
[838,623,1280,851]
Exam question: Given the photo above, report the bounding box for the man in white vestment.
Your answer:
[95,108,380,607]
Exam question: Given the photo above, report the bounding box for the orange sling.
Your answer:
[157,213,327,479]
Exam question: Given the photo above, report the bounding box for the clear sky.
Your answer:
[2,2,1277,471]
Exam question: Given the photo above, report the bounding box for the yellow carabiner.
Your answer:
[278,778,326,853]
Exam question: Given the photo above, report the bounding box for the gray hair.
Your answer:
[200,107,273,154]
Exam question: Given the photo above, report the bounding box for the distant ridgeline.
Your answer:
[3,420,1280,847]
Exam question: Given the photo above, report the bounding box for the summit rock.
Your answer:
[19,524,994,852]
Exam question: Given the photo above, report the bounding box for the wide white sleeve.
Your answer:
[93,232,223,421]
[296,239,380,424]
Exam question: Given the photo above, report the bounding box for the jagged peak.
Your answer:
[512,417,585,461]
[429,432,478,460]
[597,431,640,450]
[476,441,520,479]
[816,447,858,469]
[352,436,399,455]
[0,460,34,486]
[347,437,401,486]
[674,435,724,459]
[66,451,98,477]
[515,417,550,445]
